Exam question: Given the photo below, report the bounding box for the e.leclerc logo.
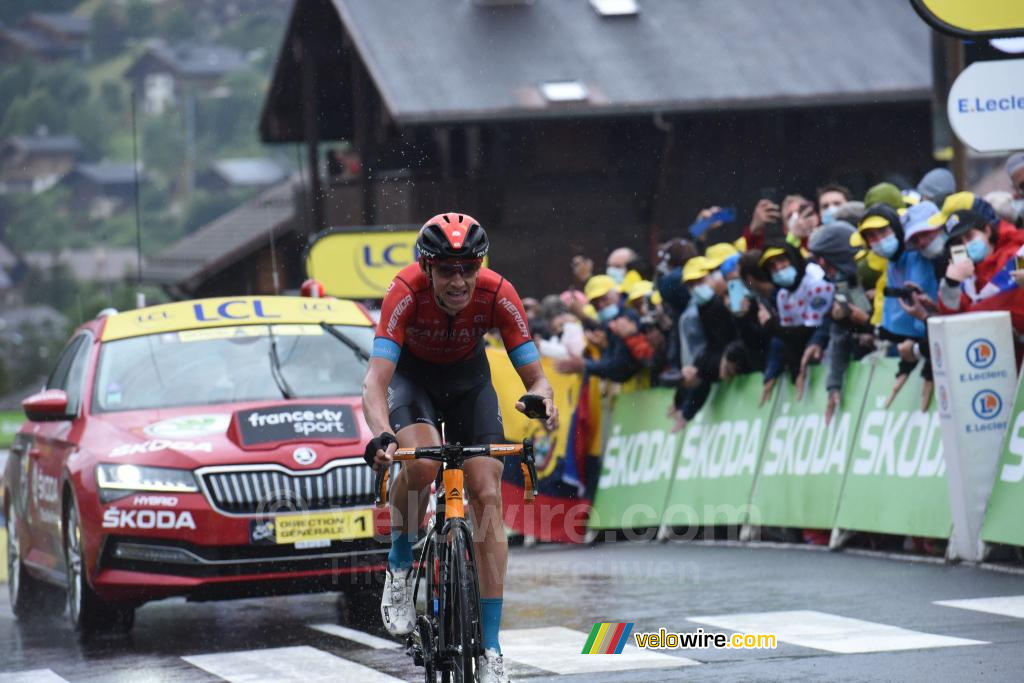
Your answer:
[966,338,996,369]
[972,390,1002,420]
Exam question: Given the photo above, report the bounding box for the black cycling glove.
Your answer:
[363,432,398,467]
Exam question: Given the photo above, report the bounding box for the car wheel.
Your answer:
[64,498,134,635]
[6,498,65,620]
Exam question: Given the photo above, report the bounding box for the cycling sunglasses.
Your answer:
[432,260,482,278]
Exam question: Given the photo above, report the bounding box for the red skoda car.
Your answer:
[3,296,388,634]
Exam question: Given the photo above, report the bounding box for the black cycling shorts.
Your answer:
[387,342,505,445]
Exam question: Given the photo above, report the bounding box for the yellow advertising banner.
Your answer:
[101,296,373,341]
[912,0,1024,37]
[487,348,581,480]
[307,229,490,299]
[307,230,420,299]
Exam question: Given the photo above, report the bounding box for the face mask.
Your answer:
[771,266,798,288]
[597,304,620,322]
[920,233,947,261]
[1012,198,1024,219]
[691,284,715,305]
[727,279,750,313]
[821,207,837,225]
[966,237,989,263]
[871,234,900,259]
[606,266,626,284]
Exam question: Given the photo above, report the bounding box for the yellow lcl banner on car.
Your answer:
[912,0,1024,37]
[101,296,373,341]
[306,229,488,299]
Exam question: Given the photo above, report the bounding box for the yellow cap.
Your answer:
[704,242,740,269]
[849,231,868,261]
[626,280,653,303]
[927,191,975,228]
[858,214,892,232]
[682,256,714,283]
[733,236,748,252]
[758,247,787,267]
[620,269,643,292]
[584,275,617,301]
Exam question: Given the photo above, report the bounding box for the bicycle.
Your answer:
[373,397,545,683]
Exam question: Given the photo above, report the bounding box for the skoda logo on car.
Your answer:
[292,447,317,466]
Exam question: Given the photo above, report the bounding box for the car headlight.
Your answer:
[96,464,198,493]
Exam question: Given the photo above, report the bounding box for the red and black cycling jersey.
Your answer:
[372,263,539,367]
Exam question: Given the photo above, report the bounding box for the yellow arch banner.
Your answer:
[486,348,581,480]
[912,0,1024,37]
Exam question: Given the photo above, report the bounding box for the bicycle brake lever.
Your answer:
[374,466,390,507]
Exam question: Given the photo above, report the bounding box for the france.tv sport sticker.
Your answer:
[971,390,1002,420]
[966,338,996,370]
[235,404,356,446]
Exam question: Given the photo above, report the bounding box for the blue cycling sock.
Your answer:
[481,598,503,654]
[388,530,415,571]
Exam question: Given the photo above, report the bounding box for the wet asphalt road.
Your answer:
[2,541,1024,682]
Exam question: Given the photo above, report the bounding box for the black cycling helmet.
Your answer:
[416,212,489,260]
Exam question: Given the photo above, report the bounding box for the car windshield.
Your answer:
[92,324,374,413]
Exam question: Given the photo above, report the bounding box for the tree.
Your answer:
[91,1,129,60]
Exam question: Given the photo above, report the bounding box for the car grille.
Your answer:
[198,461,389,515]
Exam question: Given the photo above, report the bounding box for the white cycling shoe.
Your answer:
[380,567,415,636]
[477,648,511,683]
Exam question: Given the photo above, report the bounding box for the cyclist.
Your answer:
[362,212,559,682]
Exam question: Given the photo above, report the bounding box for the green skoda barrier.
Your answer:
[834,357,952,539]
[588,388,678,530]
[749,362,874,530]
[981,371,1024,548]
[0,410,23,448]
[660,372,775,527]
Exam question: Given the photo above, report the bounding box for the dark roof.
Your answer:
[206,158,287,187]
[69,162,142,186]
[127,42,247,79]
[26,12,90,37]
[145,181,296,289]
[5,134,81,156]
[0,26,54,52]
[263,0,932,137]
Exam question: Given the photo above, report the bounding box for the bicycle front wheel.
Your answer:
[441,520,482,683]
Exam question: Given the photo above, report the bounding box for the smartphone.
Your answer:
[883,286,916,304]
[950,244,969,265]
[727,278,751,313]
[688,207,737,239]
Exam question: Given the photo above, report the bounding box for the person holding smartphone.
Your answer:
[938,202,1024,337]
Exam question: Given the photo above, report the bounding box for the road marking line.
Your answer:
[0,670,69,682]
[182,645,403,682]
[688,610,986,654]
[501,626,699,674]
[935,595,1024,619]
[308,623,400,649]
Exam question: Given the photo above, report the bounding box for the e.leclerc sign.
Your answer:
[946,59,1024,153]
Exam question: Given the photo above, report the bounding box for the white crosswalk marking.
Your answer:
[500,626,699,675]
[0,671,69,683]
[935,595,1024,619]
[688,610,986,654]
[308,623,401,649]
[182,645,404,682]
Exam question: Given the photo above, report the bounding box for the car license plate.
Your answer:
[249,509,374,545]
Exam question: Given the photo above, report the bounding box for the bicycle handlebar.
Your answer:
[374,439,538,507]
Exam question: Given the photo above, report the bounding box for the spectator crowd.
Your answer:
[517,152,1024,440]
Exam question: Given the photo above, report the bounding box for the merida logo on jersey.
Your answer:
[387,294,414,336]
[498,296,529,339]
